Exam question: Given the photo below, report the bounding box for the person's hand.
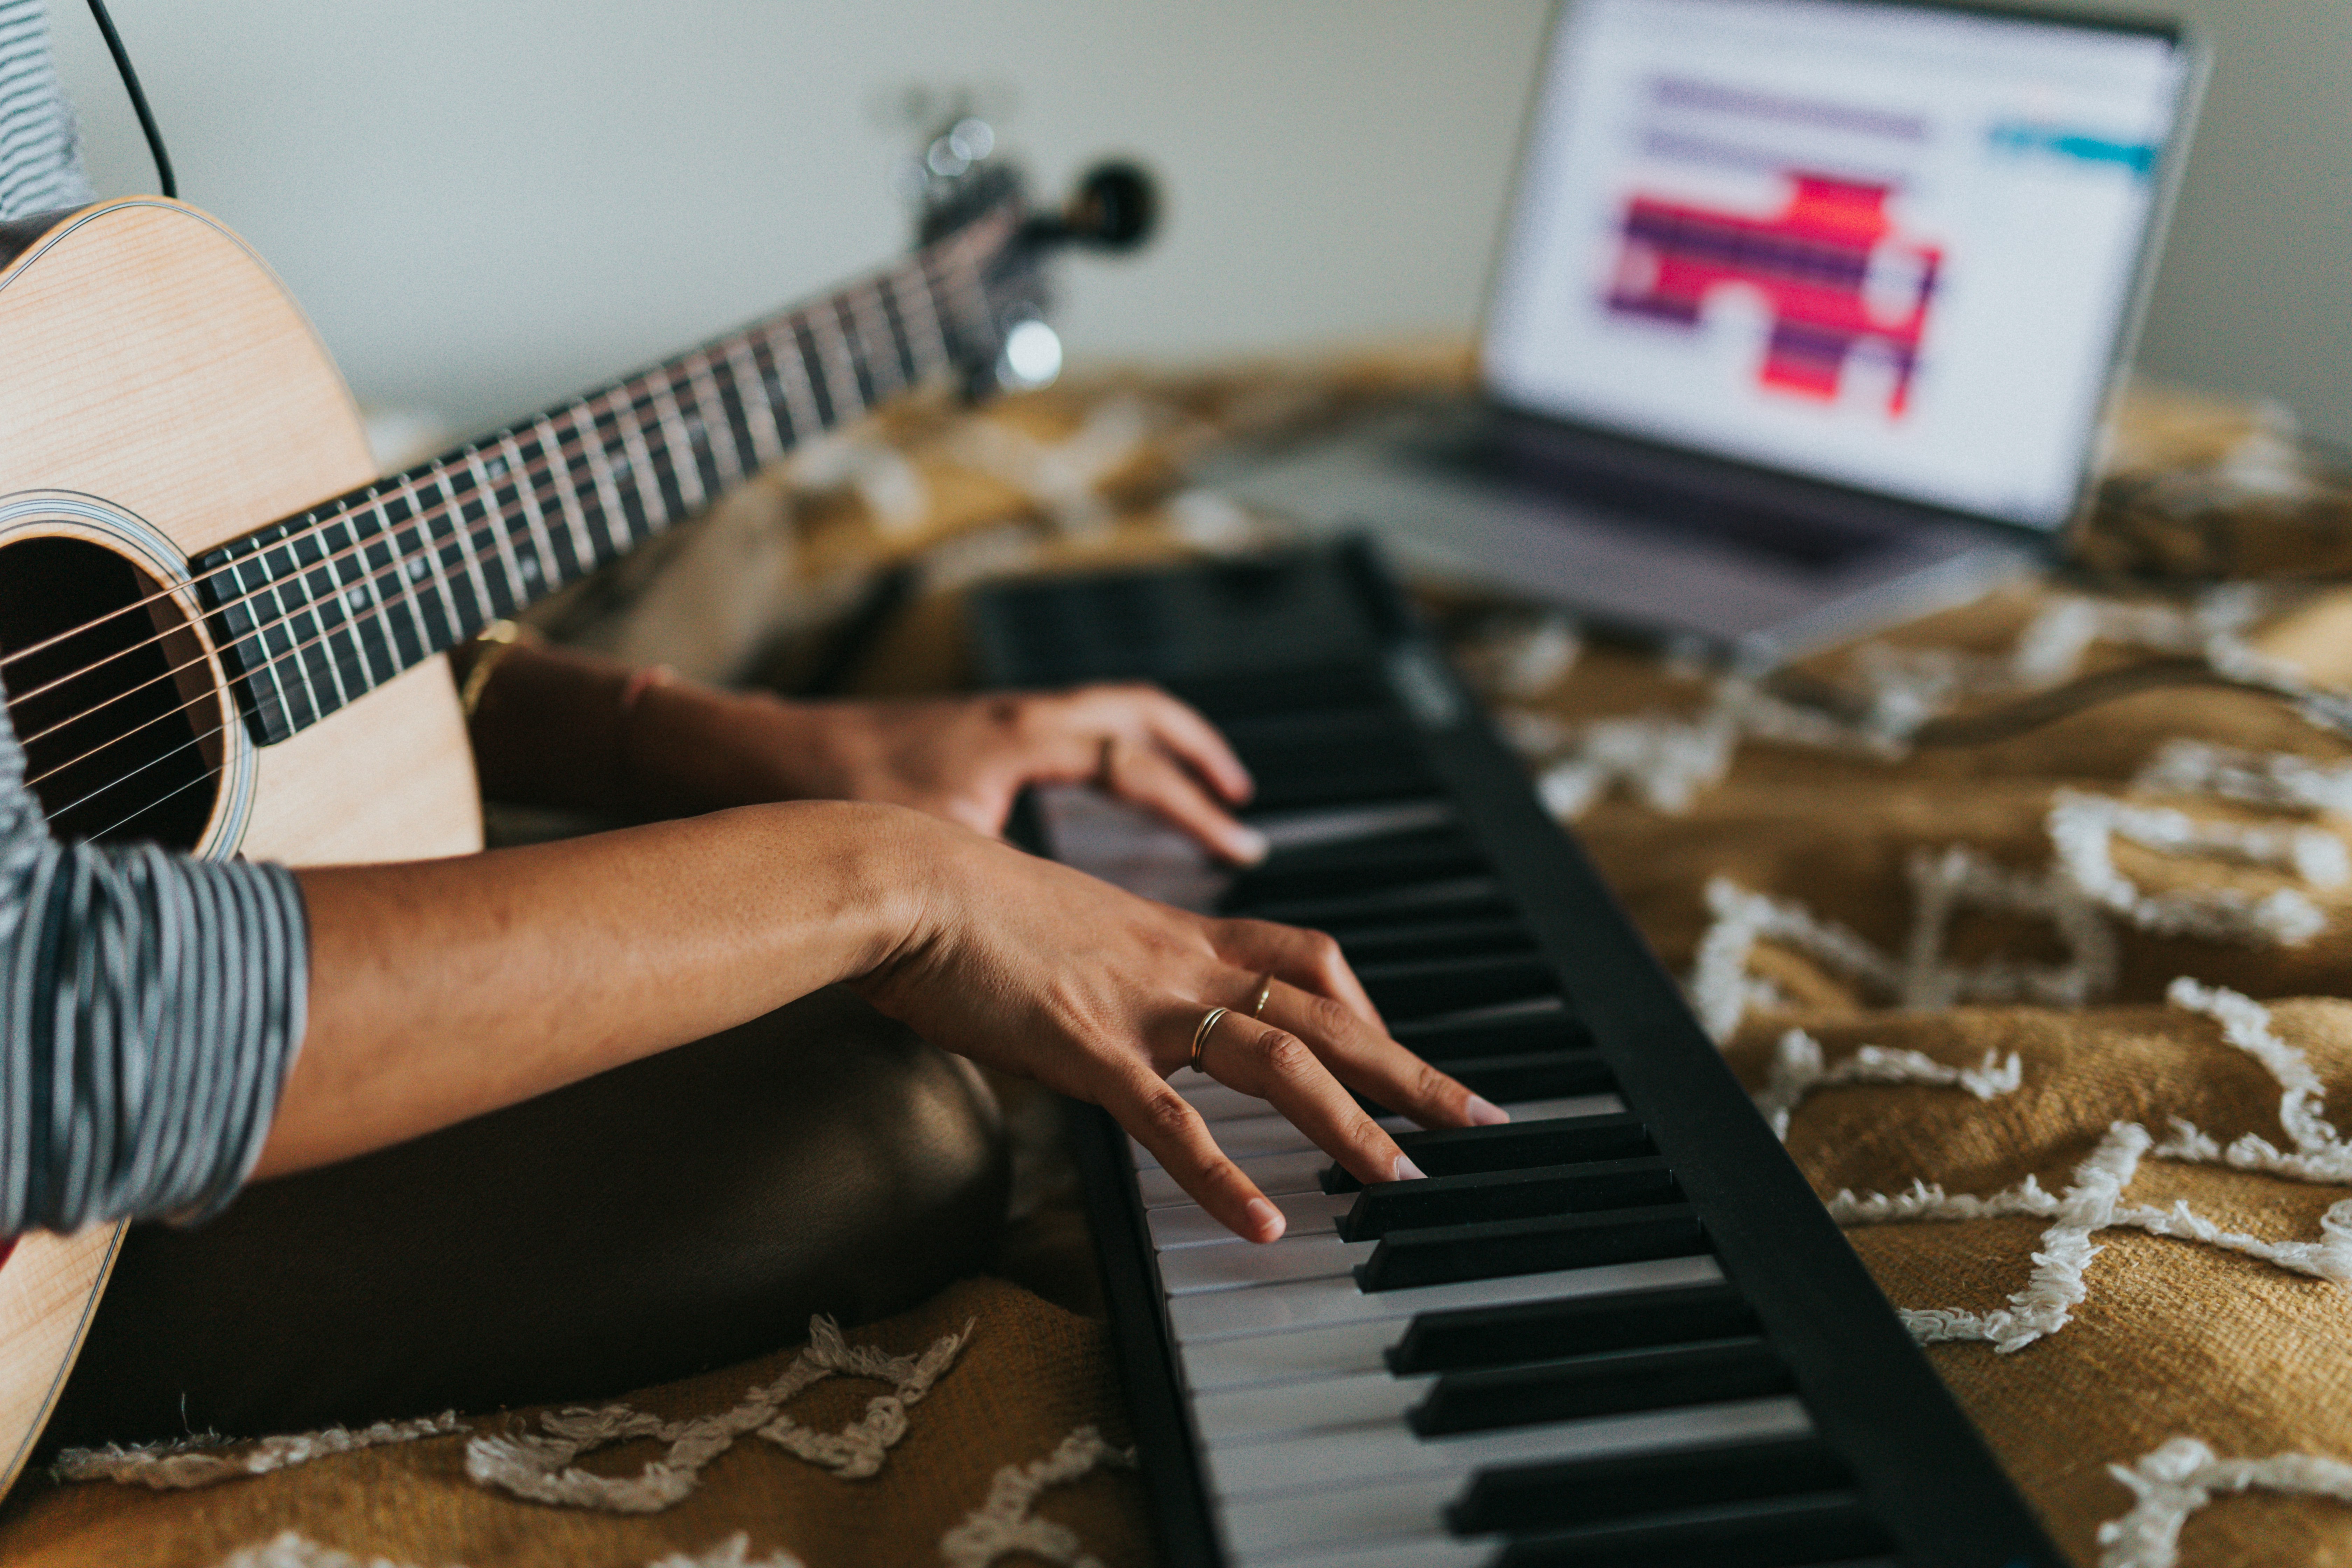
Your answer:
[678,684,1267,863]
[854,816,1508,1242]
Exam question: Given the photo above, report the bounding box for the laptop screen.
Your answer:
[1481,0,2193,531]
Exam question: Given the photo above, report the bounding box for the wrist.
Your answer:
[746,797,954,987]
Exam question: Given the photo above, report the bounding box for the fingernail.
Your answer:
[1228,825,1269,864]
[1465,1094,1510,1126]
[1393,1154,1428,1182]
[1245,1198,1286,1241]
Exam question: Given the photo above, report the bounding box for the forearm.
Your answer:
[461,639,824,818]
[255,799,924,1179]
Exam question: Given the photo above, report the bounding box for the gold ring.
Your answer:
[1250,975,1275,1019]
[1190,1006,1230,1074]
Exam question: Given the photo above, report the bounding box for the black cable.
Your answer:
[82,0,175,200]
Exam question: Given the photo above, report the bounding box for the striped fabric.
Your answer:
[0,0,93,221]
[0,1,313,1236]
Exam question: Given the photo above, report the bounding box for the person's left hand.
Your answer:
[653,684,1267,863]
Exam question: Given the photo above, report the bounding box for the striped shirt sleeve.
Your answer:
[0,711,312,1236]
[0,0,94,222]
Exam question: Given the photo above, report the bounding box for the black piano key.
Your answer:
[1409,1337,1789,1436]
[1388,1281,1759,1374]
[1329,914,1536,965]
[1494,1491,1890,1568]
[1355,953,1558,1021]
[1323,1112,1653,1193]
[1220,827,1487,909]
[1355,1202,1706,1291]
[1391,1009,1596,1061]
[1353,1048,1615,1118]
[1338,1156,1674,1240]
[1246,876,1514,930]
[1234,728,1443,811]
[1216,705,1413,756]
[1166,664,1391,723]
[1447,1433,1848,1536]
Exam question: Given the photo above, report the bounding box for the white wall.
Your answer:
[45,1,2352,444]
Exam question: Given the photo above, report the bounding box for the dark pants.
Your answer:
[41,987,1008,1448]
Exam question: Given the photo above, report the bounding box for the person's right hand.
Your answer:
[851,814,1508,1243]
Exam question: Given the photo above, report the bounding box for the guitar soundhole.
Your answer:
[0,537,223,849]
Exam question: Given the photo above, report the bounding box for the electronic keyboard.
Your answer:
[969,540,2058,1568]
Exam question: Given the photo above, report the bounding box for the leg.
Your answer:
[42,987,1007,1447]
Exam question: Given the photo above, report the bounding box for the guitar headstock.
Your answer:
[906,116,1158,398]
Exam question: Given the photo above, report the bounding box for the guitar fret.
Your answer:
[388,480,460,650]
[443,458,512,622]
[501,428,572,589]
[808,307,864,425]
[833,295,883,408]
[362,486,429,669]
[683,350,751,486]
[562,400,631,566]
[761,324,824,444]
[722,336,786,467]
[643,373,708,511]
[322,511,393,690]
[255,531,324,729]
[849,281,906,400]
[288,521,357,714]
[464,447,534,609]
[421,465,491,634]
[887,262,951,383]
[533,412,602,571]
[583,400,652,541]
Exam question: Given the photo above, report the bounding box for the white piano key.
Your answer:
[1132,1095,1626,1169]
[1150,1191,1354,1250]
[1159,1232,1375,1295]
[1204,1395,1810,1499]
[1237,1536,1489,1568]
[1138,1149,1329,1208]
[1195,1369,1432,1442]
[1038,791,1455,915]
[1171,1254,1724,1342]
[1222,1474,1463,1561]
[1252,799,1457,852]
[1180,1080,1289,1123]
[1180,1318,1399,1393]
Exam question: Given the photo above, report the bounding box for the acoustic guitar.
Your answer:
[0,147,1152,1491]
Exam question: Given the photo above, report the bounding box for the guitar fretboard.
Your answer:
[194,211,1009,745]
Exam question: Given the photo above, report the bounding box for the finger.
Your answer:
[1106,1067,1288,1242]
[1213,917,1384,1029]
[1203,1014,1422,1189]
[1064,685,1255,805]
[1260,979,1507,1130]
[1107,743,1269,865]
[1129,688,1255,805]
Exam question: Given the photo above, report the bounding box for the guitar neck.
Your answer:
[193,209,1012,747]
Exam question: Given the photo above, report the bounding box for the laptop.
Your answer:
[1202,0,2205,665]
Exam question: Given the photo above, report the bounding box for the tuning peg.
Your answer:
[1030,162,1158,252]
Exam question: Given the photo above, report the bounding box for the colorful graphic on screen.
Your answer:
[1604,173,1942,417]
[1479,0,2188,529]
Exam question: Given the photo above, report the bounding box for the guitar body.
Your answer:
[0,198,483,1489]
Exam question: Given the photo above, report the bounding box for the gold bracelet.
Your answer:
[456,619,532,720]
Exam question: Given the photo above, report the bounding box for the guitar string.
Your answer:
[4,237,995,773]
[23,244,1005,830]
[10,248,991,801]
[0,214,1004,694]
